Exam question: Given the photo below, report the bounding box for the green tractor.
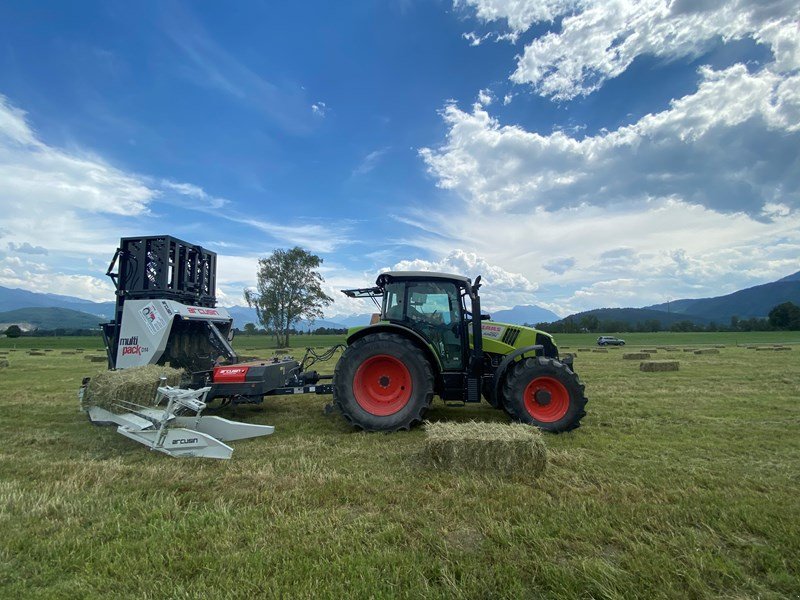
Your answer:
[335,271,587,432]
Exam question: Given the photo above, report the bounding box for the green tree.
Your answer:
[768,301,800,330]
[4,324,22,338]
[243,322,258,335]
[244,247,333,348]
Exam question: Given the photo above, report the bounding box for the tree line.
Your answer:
[532,302,800,334]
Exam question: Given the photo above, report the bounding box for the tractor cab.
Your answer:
[378,272,471,370]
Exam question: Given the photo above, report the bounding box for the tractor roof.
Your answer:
[341,271,474,299]
[376,271,472,286]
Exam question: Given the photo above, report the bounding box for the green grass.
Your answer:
[1,334,799,598]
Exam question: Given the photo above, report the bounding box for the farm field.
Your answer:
[1,333,799,598]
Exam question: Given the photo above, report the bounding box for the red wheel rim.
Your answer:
[523,376,570,422]
[353,354,412,416]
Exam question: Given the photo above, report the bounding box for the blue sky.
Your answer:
[0,0,798,318]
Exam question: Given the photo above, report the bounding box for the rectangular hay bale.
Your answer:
[82,364,185,412]
[422,421,546,481]
[623,353,650,360]
[640,360,679,372]
[694,349,719,355]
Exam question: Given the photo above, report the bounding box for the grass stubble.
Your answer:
[0,333,798,598]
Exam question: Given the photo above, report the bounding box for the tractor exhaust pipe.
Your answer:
[469,275,483,374]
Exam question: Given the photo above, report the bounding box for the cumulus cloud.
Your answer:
[459,0,800,100]
[385,250,544,310]
[421,64,800,216]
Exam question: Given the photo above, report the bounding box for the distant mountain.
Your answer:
[554,307,711,328]
[225,305,350,331]
[646,277,800,321]
[490,304,561,325]
[0,285,114,317]
[0,307,104,331]
[777,270,800,283]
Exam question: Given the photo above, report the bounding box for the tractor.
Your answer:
[335,272,587,433]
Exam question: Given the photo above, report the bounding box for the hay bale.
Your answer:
[275,349,289,354]
[640,360,679,372]
[28,351,46,356]
[82,365,185,412]
[61,351,76,355]
[682,348,697,352]
[756,347,774,352]
[44,349,53,352]
[623,353,650,360]
[640,349,658,353]
[714,345,726,348]
[578,348,591,352]
[422,421,546,481]
[694,349,719,355]
[774,347,792,351]
[665,348,680,352]
[592,348,608,353]
[89,356,107,363]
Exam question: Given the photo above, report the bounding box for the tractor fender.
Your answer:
[346,323,443,374]
[490,344,544,407]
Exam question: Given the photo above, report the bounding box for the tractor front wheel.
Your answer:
[333,333,434,432]
[502,357,587,433]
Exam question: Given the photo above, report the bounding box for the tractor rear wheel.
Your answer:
[502,356,587,433]
[333,332,434,432]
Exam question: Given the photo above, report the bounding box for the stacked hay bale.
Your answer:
[422,421,547,481]
[640,361,679,372]
[81,365,185,413]
[623,352,650,360]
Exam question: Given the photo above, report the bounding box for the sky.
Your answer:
[0,0,798,319]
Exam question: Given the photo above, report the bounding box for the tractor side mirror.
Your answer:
[481,314,491,321]
[227,328,235,342]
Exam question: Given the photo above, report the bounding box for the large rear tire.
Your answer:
[502,356,587,433]
[333,332,434,432]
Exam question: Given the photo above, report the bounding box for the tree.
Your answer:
[768,301,800,330]
[244,247,333,348]
[243,322,258,335]
[4,325,22,338]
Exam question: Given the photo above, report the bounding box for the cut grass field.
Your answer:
[1,333,799,598]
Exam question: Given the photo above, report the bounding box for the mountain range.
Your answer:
[0,270,798,331]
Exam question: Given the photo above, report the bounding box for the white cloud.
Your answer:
[420,64,800,215]
[352,147,390,176]
[385,250,544,311]
[0,95,157,218]
[477,88,494,106]
[312,101,329,117]
[392,197,800,314]
[459,0,800,100]
[0,94,355,302]
[162,179,228,209]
